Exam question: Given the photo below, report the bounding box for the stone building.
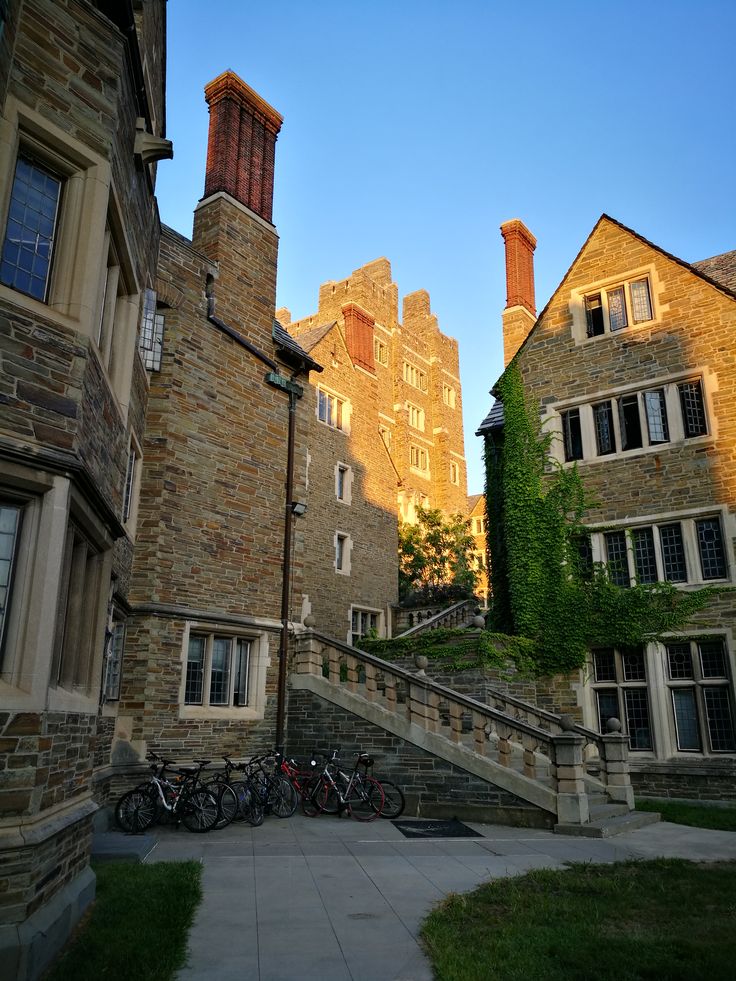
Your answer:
[277,261,469,637]
[0,0,170,974]
[479,215,736,798]
[117,71,321,762]
[467,493,489,604]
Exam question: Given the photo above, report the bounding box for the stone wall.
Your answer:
[286,687,551,827]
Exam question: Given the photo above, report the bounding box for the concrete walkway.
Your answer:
[137,814,736,981]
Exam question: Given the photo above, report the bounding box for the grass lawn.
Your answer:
[421,859,736,981]
[636,798,736,832]
[47,861,202,981]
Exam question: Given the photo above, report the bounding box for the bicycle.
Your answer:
[302,749,384,821]
[115,754,219,833]
[207,757,264,827]
[244,753,298,818]
[356,756,406,819]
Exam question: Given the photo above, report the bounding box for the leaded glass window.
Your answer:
[704,689,736,752]
[644,389,669,444]
[630,279,653,323]
[696,518,726,580]
[1,156,61,301]
[185,635,205,705]
[678,381,707,438]
[0,503,22,656]
[672,689,700,751]
[632,528,657,583]
[666,643,693,680]
[624,688,652,750]
[604,531,630,586]
[607,286,628,332]
[659,523,687,582]
[593,401,616,455]
[562,408,583,461]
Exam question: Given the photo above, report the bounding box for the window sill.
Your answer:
[559,433,716,468]
[180,705,264,721]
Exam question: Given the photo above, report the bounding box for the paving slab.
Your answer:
[103,811,736,981]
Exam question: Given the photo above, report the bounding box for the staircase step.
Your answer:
[588,802,632,821]
[555,809,661,838]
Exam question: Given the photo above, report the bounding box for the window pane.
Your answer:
[630,279,652,323]
[1,157,61,301]
[604,531,630,586]
[210,637,231,705]
[607,286,628,332]
[698,641,727,678]
[624,689,652,750]
[593,648,616,682]
[336,535,345,570]
[696,518,726,580]
[618,394,642,450]
[562,408,583,461]
[596,689,619,731]
[666,643,693,680]
[644,390,669,444]
[659,523,687,582]
[185,635,205,705]
[105,622,125,700]
[672,689,701,751]
[593,401,616,455]
[678,381,707,438]
[703,688,736,752]
[0,504,21,655]
[622,647,646,681]
[574,534,593,581]
[632,528,657,583]
[233,639,250,706]
[585,294,604,337]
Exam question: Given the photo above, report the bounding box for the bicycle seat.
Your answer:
[177,765,199,774]
[192,759,211,766]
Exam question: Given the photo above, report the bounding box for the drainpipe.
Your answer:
[275,387,298,754]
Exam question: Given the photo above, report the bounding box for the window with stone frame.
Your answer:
[554,375,710,464]
[665,639,735,753]
[0,501,23,663]
[335,532,351,575]
[1,155,62,302]
[378,425,392,449]
[335,463,352,504]
[591,646,653,750]
[409,444,429,473]
[598,515,728,587]
[442,383,456,408]
[51,522,108,695]
[584,277,653,338]
[103,620,126,701]
[138,287,165,371]
[184,633,251,708]
[373,337,388,366]
[406,401,425,431]
[350,607,381,645]
[122,434,142,529]
[449,461,460,485]
[403,360,427,392]
[317,387,346,430]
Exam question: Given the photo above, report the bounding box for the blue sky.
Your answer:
[157,0,736,495]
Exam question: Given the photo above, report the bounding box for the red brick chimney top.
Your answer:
[203,71,283,223]
[500,219,537,316]
[342,302,375,375]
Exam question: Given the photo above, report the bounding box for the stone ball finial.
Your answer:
[605,717,622,733]
[303,614,315,628]
[559,714,576,732]
[414,654,428,676]
[472,615,486,629]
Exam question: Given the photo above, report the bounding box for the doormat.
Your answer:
[392,818,483,839]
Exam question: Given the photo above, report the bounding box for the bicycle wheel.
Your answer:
[232,780,264,827]
[207,782,238,829]
[348,777,384,822]
[115,788,157,833]
[179,788,219,832]
[268,775,298,818]
[376,779,406,819]
[301,776,328,817]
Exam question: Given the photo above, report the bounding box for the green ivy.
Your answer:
[484,360,723,676]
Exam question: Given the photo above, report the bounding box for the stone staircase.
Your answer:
[291,629,660,836]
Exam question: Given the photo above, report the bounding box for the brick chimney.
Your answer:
[342,302,375,374]
[203,70,283,223]
[500,219,537,366]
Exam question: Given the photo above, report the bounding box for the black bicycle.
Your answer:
[115,754,219,833]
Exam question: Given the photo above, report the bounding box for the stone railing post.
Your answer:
[601,719,634,808]
[328,647,341,685]
[295,635,323,676]
[551,722,589,825]
[409,682,440,732]
[364,663,377,701]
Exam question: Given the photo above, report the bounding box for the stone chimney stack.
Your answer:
[500,219,537,367]
[203,70,283,223]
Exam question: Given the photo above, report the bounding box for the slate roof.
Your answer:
[692,250,736,293]
[467,493,483,513]
[476,398,505,436]
[272,320,323,373]
[288,321,337,354]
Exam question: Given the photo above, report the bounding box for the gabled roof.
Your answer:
[272,320,323,373]
[476,215,736,437]
[693,250,736,293]
[289,320,337,354]
[467,493,483,512]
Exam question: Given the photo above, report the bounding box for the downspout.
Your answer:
[275,387,298,754]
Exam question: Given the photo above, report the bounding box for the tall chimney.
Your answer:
[500,219,537,366]
[342,303,375,374]
[203,70,283,223]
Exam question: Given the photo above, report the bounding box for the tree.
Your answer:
[399,506,478,606]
